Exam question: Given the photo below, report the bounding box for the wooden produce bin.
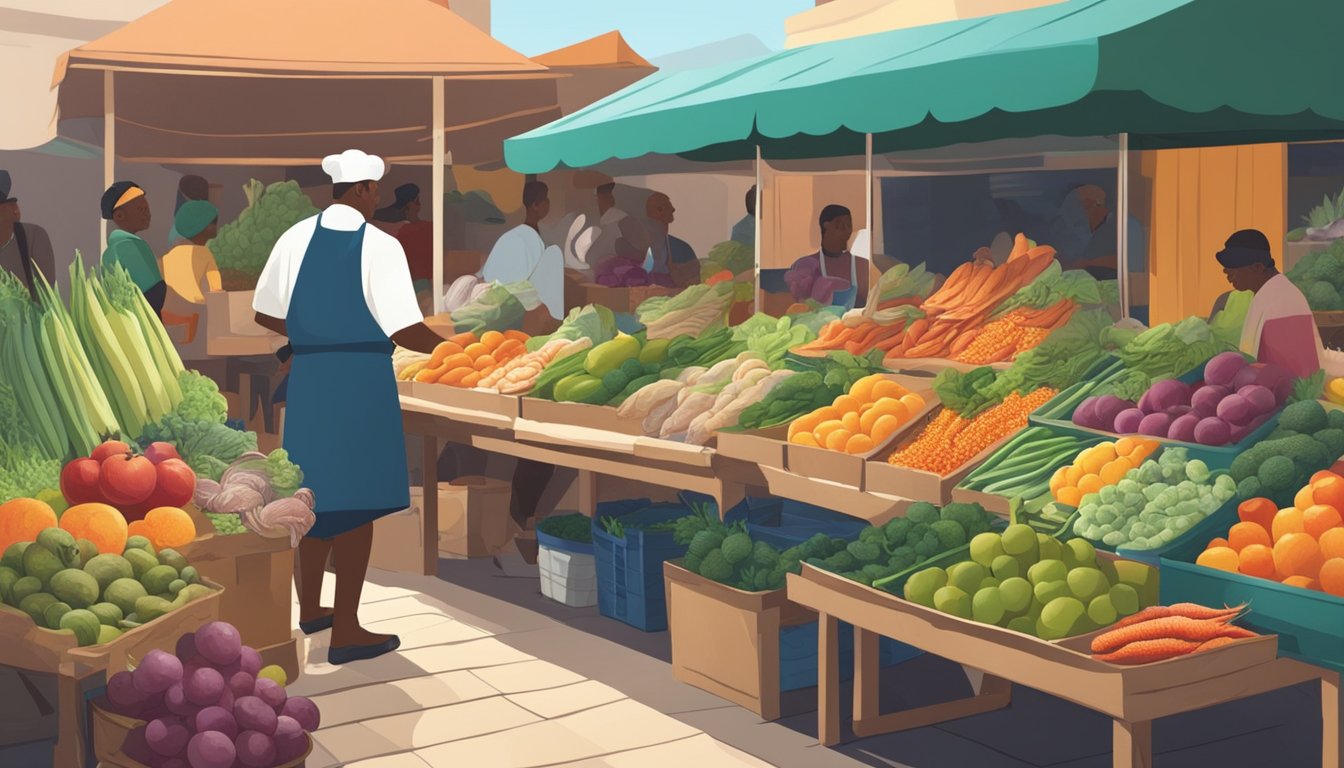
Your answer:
[716,425,789,470]
[664,561,816,720]
[399,380,522,421]
[865,405,1014,505]
[520,397,646,436]
[949,486,1014,516]
[91,700,313,768]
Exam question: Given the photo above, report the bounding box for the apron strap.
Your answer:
[14,223,35,299]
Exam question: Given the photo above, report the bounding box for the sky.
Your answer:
[490,0,813,60]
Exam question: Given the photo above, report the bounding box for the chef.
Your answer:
[480,180,563,319]
[1217,228,1322,378]
[252,149,454,665]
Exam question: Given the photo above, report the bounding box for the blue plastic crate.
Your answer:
[779,621,923,691]
[678,492,867,550]
[593,501,694,631]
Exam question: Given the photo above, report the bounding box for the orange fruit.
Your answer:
[1049,466,1069,494]
[1272,507,1305,542]
[1274,532,1324,580]
[1295,485,1317,512]
[1321,528,1344,560]
[1056,486,1082,508]
[841,412,862,433]
[825,429,853,451]
[479,330,505,350]
[1094,443,1118,464]
[473,354,497,372]
[791,432,820,447]
[868,414,903,445]
[1196,546,1240,573]
[460,372,482,388]
[1080,449,1107,477]
[813,420,846,442]
[1237,497,1278,534]
[1313,476,1344,513]
[848,374,883,404]
[463,342,489,359]
[1132,439,1159,462]
[1099,460,1129,486]
[844,433,875,455]
[1313,470,1344,486]
[833,395,862,415]
[1282,575,1318,590]
[59,502,128,557]
[142,507,196,550]
[899,393,925,414]
[0,498,58,553]
[1305,504,1344,539]
[1238,544,1276,579]
[1227,521,1272,553]
[1064,464,1085,486]
[1113,437,1137,457]
[1077,474,1104,497]
[1321,558,1344,597]
[870,380,906,401]
[1208,536,1231,549]
[811,406,841,423]
[127,519,151,541]
[789,412,825,439]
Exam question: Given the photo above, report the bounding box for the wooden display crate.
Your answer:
[949,487,1014,516]
[715,425,789,470]
[864,406,1013,504]
[180,531,296,659]
[397,380,522,421]
[664,561,816,721]
[520,397,646,436]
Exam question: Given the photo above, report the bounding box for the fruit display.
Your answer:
[1194,473,1344,594]
[1327,376,1344,407]
[1230,400,1344,504]
[959,428,1106,503]
[195,454,314,547]
[735,351,888,430]
[902,525,1159,639]
[207,180,319,291]
[887,388,1057,475]
[0,517,211,645]
[831,501,996,587]
[787,374,926,454]
[403,330,531,388]
[101,621,320,767]
[1048,437,1159,508]
[1088,604,1257,664]
[1072,447,1238,551]
[61,439,195,523]
[1069,353,1290,445]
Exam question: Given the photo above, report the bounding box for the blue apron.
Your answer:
[283,212,409,539]
[818,250,858,311]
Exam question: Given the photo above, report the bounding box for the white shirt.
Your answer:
[252,204,424,338]
[481,224,564,320]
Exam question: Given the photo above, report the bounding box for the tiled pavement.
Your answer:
[290,558,1326,768]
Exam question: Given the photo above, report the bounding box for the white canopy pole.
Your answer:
[102,70,114,255]
[754,144,762,315]
[432,75,445,315]
[1117,132,1130,320]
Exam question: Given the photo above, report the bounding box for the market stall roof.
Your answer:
[533,31,654,70]
[504,0,1344,173]
[55,0,562,165]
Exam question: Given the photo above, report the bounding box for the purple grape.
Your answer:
[164,683,201,719]
[122,725,154,764]
[227,671,256,699]
[146,717,190,758]
[215,688,235,713]
[238,646,262,678]
[279,696,320,732]
[194,622,242,667]
[134,650,184,695]
[234,730,277,768]
[234,696,277,736]
[107,671,148,716]
[273,715,307,762]
[186,730,236,768]
[253,677,286,712]
[194,706,238,741]
[185,667,226,707]
[163,760,188,768]
[175,633,198,664]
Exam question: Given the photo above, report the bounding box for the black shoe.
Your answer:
[298,614,334,635]
[328,636,401,665]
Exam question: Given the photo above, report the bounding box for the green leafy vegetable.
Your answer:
[175,371,229,424]
[538,513,593,544]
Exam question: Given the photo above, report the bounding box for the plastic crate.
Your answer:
[593,502,693,631]
[779,621,922,691]
[677,492,868,550]
[537,529,598,608]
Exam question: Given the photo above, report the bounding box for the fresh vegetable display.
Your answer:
[676,510,849,593]
[1195,474,1344,594]
[1048,437,1159,508]
[0,511,211,645]
[537,513,594,544]
[208,180,319,291]
[823,501,995,587]
[951,300,1076,365]
[526,304,618,353]
[402,330,530,388]
[479,338,586,395]
[1290,190,1344,244]
[617,352,793,444]
[636,281,751,340]
[990,260,1108,318]
[1229,400,1344,504]
[194,453,314,546]
[787,374,925,454]
[902,525,1159,639]
[959,428,1108,503]
[887,389,1057,475]
[730,313,816,368]
[449,282,540,334]
[1072,447,1237,551]
[735,351,888,430]
[60,439,195,523]
[1089,604,1256,664]
[700,241,755,282]
[101,620,320,767]
[1070,353,1290,446]
[1288,240,1344,309]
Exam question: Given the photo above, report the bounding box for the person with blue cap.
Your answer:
[0,170,55,298]
[159,201,222,342]
[252,149,460,665]
[100,181,166,314]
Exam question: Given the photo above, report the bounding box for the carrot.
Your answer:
[414,364,448,383]
[1024,245,1057,260]
[1093,638,1205,665]
[1091,616,1256,654]
[948,328,980,356]
[1009,233,1029,261]
[905,318,930,343]
[1107,604,1246,631]
[503,330,530,344]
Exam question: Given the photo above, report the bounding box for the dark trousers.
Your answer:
[143,281,168,316]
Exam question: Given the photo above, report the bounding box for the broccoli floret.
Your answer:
[913,531,943,559]
[688,530,724,559]
[753,568,778,592]
[721,533,752,565]
[1307,281,1344,311]
[699,550,733,582]
[883,518,913,547]
[939,502,989,535]
[1279,434,1329,468]
[683,551,704,572]
[1231,447,1271,482]
[906,502,940,526]
[824,550,857,572]
[1258,455,1298,493]
[1281,400,1329,435]
[1237,475,1263,500]
[859,527,887,547]
[1315,429,1344,461]
[1329,409,1344,431]
[1267,427,1299,441]
[908,523,932,543]
[847,540,883,563]
[861,564,889,580]
[752,540,780,570]
[889,544,915,563]
[929,520,968,550]
[800,533,832,560]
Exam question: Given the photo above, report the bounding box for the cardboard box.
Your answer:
[368,506,427,574]
[411,477,514,558]
[520,397,646,435]
[664,561,816,721]
[179,534,295,650]
[866,412,1013,505]
[949,487,1013,517]
[716,425,789,469]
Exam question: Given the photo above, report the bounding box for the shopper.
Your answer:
[1216,228,1322,378]
[0,170,56,299]
[645,192,699,287]
[481,180,563,319]
[101,181,167,315]
[585,181,645,270]
[785,204,869,310]
[166,175,210,248]
[731,185,756,247]
[160,201,223,343]
[252,149,456,665]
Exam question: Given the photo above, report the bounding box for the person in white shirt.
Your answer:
[481,181,564,319]
[252,149,455,666]
[585,182,646,270]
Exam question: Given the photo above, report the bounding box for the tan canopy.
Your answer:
[534,31,653,69]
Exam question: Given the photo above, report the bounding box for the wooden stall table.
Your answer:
[787,564,1337,768]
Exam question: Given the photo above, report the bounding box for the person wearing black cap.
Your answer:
[0,170,55,298]
[100,181,166,315]
[1216,228,1322,378]
[374,183,433,287]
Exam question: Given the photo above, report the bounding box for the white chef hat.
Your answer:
[321,149,386,185]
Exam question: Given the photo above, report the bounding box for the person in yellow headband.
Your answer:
[100,181,166,315]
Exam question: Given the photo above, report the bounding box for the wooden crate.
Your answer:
[180,533,295,653]
[865,406,1013,504]
[520,397,646,436]
[949,487,1013,516]
[715,425,788,470]
[664,561,816,720]
[399,381,521,421]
